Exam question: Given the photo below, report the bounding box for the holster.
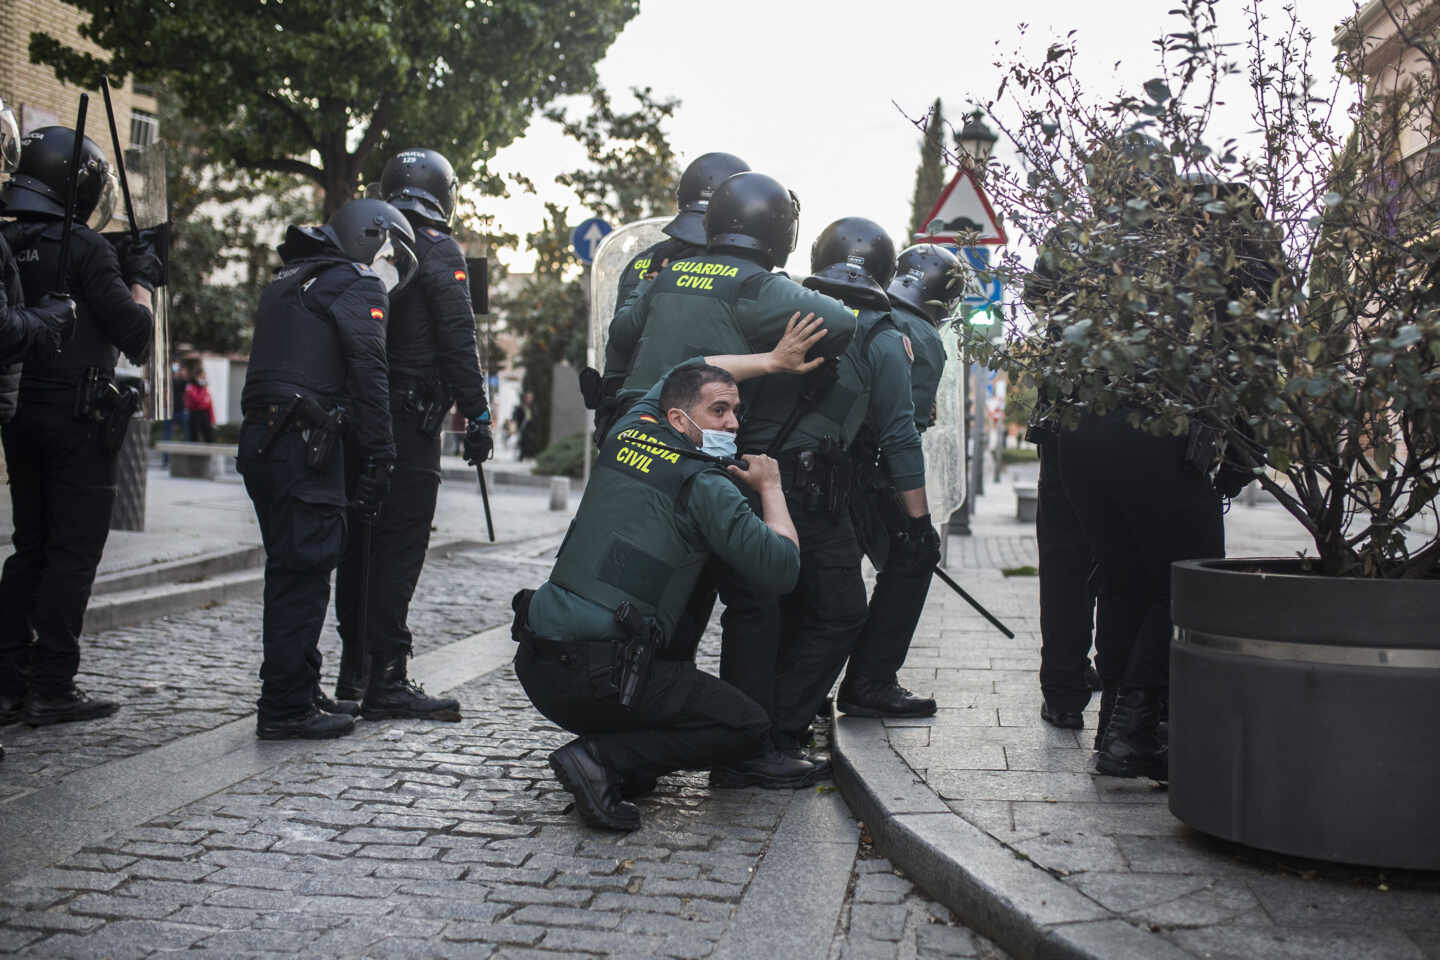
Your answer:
[783,439,853,519]
[611,600,661,709]
[73,368,140,454]
[295,396,345,469]
[398,378,449,438]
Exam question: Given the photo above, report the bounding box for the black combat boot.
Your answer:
[1041,700,1084,730]
[315,691,361,717]
[0,692,23,725]
[549,738,641,831]
[334,649,370,702]
[23,686,118,727]
[1093,687,1117,751]
[256,705,356,741]
[781,745,832,781]
[1094,687,1167,780]
[711,744,820,789]
[361,656,461,721]
[836,675,937,718]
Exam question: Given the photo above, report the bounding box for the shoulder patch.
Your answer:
[637,414,658,423]
[902,334,914,363]
[453,268,467,282]
[424,227,444,240]
[351,262,375,276]
[370,307,385,321]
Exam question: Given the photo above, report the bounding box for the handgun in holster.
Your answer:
[818,438,853,519]
[295,395,345,469]
[100,376,144,454]
[795,450,823,513]
[611,600,661,709]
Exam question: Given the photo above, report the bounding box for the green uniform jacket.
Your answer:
[740,304,926,491]
[528,359,801,645]
[891,302,947,432]
[604,236,705,383]
[613,252,857,404]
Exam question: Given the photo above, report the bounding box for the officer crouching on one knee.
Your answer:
[238,199,417,741]
[0,123,153,729]
[515,324,826,831]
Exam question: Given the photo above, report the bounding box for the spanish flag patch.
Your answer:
[370,307,385,320]
[454,270,467,282]
[637,414,658,423]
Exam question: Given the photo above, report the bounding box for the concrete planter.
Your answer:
[1169,558,1440,869]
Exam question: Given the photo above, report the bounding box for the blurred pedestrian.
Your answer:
[184,368,215,443]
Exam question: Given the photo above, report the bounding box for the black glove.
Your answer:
[463,416,493,465]
[119,239,164,292]
[28,293,77,359]
[893,516,941,574]
[1213,463,1254,499]
[351,460,393,522]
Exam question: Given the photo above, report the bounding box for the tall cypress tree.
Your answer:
[906,98,948,241]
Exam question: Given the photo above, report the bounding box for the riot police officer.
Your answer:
[594,152,750,430]
[516,357,806,831]
[239,198,416,740]
[0,100,78,748]
[0,125,154,729]
[838,244,960,718]
[718,216,931,782]
[330,148,490,722]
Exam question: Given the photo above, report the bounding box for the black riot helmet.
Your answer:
[663,152,750,245]
[380,148,458,228]
[888,244,964,324]
[704,172,800,270]
[0,125,117,228]
[326,198,420,293]
[805,217,896,306]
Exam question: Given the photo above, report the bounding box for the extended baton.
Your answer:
[356,515,374,671]
[99,77,140,244]
[931,565,1015,639]
[476,464,495,542]
[56,94,89,295]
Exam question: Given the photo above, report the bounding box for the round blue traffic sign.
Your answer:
[571,217,612,264]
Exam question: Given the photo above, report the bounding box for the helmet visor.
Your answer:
[0,106,19,176]
[87,165,119,230]
[371,232,420,294]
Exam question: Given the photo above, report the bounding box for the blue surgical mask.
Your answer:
[678,410,737,460]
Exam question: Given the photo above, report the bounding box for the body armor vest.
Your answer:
[241,257,352,410]
[2,220,115,379]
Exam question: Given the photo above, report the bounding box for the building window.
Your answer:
[130,109,159,149]
[132,81,157,99]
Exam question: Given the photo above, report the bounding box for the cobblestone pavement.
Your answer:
[0,523,1006,958]
[0,535,561,798]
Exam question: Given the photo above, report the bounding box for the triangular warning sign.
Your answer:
[914,168,1007,246]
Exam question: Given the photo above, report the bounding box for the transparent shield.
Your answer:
[111,141,170,420]
[587,217,670,369]
[924,321,966,530]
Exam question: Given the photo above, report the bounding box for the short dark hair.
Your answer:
[659,363,735,416]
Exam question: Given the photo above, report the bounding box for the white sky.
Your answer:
[474,0,1362,273]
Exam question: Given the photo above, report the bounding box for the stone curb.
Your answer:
[84,537,488,634]
[91,544,268,596]
[831,713,1192,960]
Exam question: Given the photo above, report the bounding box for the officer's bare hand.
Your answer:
[769,313,827,375]
[729,453,781,491]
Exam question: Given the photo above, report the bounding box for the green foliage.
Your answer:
[907,98,948,241]
[32,0,639,214]
[966,0,1440,578]
[1004,377,1036,428]
[532,431,590,478]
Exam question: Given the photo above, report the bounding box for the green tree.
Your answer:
[500,87,681,452]
[907,97,948,241]
[32,0,639,215]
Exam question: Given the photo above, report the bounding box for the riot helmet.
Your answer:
[0,125,118,228]
[0,98,20,176]
[381,148,459,228]
[888,244,963,324]
[805,217,896,305]
[327,198,420,293]
[704,172,800,269]
[663,152,750,245]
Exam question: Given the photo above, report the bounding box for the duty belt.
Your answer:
[777,441,854,517]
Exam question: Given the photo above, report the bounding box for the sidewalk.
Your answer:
[836,473,1440,960]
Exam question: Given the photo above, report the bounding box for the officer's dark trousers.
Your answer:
[1056,411,1223,690]
[335,411,440,662]
[1036,434,1096,713]
[846,509,931,686]
[515,639,769,783]
[0,403,117,698]
[237,425,347,720]
[770,504,869,750]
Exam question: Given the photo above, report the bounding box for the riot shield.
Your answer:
[587,217,669,369]
[924,318,967,533]
[109,140,171,421]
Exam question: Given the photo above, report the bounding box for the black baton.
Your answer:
[56,94,89,295]
[477,464,495,543]
[356,516,375,664]
[99,77,140,243]
[931,565,1015,639]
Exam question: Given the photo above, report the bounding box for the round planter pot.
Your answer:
[1169,558,1440,870]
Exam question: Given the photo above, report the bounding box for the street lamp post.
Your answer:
[955,110,998,533]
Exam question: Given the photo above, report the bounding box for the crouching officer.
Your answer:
[516,357,808,831]
[594,151,750,431]
[723,217,931,778]
[332,148,488,722]
[839,244,959,718]
[0,125,153,729]
[238,199,416,740]
[0,101,78,746]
